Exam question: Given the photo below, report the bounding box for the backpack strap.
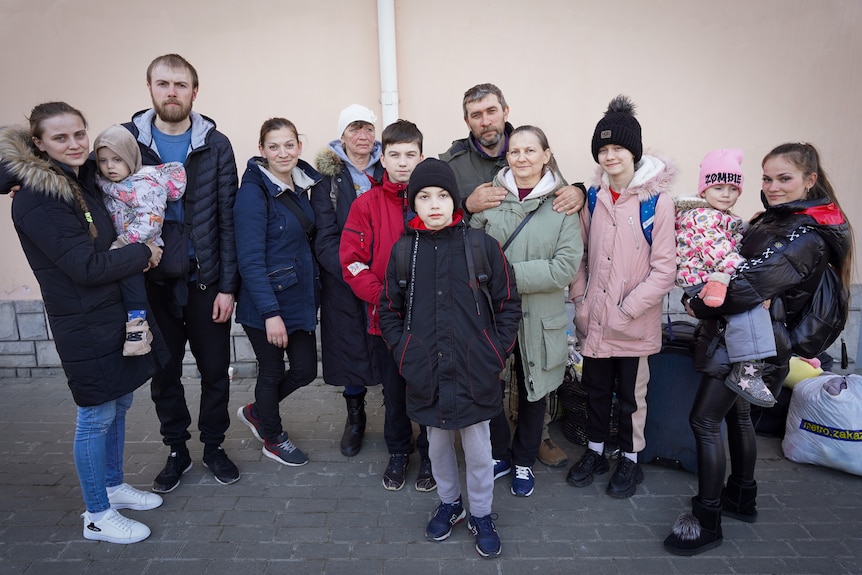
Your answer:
[395,235,412,289]
[465,228,495,327]
[275,191,316,245]
[587,184,658,246]
[640,194,659,246]
[501,205,539,252]
[587,185,598,217]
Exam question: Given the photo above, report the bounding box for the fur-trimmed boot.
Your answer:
[722,477,758,523]
[664,498,723,556]
[340,389,367,457]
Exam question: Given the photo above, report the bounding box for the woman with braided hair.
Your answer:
[1,102,165,544]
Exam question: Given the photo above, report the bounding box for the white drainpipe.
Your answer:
[377,0,399,127]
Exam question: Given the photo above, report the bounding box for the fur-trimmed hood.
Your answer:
[0,125,76,203]
[591,153,677,201]
[315,147,342,178]
[315,139,382,182]
[674,195,710,213]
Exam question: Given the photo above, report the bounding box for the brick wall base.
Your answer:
[2,286,860,378]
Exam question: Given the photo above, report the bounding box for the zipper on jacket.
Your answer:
[617,278,627,308]
[628,216,640,249]
[196,257,206,290]
[343,227,365,249]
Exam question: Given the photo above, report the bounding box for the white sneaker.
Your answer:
[82,509,151,544]
[108,483,163,511]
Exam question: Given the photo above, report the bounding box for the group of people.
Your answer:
[0,52,852,560]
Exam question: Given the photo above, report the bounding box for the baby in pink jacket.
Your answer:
[675,149,776,407]
[94,125,185,356]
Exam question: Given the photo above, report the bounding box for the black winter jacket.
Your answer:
[689,197,850,394]
[1,126,158,407]
[124,109,239,293]
[311,148,385,388]
[379,217,521,430]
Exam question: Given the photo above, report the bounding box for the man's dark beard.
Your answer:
[154,99,191,123]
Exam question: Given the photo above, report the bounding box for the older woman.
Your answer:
[1,102,164,544]
[664,142,853,555]
[470,125,582,497]
[310,105,385,459]
[234,118,322,467]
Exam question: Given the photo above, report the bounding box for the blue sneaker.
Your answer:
[468,513,501,557]
[425,498,466,541]
[237,404,264,443]
[263,432,308,466]
[510,465,534,497]
[492,458,511,480]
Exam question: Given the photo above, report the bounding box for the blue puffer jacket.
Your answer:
[234,158,321,333]
[123,109,239,293]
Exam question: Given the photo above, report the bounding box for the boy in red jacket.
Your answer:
[339,120,432,492]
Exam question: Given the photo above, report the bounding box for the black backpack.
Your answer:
[787,261,849,358]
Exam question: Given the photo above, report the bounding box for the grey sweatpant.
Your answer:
[427,421,493,518]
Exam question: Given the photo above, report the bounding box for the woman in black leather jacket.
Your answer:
[664,142,853,555]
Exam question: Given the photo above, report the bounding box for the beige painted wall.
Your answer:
[1,0,860,299]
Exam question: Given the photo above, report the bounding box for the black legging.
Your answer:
[689,375,758,506]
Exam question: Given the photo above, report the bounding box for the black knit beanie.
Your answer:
[591,95,642,163]
[408,158,460,211]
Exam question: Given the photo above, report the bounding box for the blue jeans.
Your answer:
[73,392,133,513]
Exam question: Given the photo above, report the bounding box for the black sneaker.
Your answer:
[202,446,240,485]
[468,513,501,558]
[425,498,466,541]
[415,456,437,492]
[153,451,193,494]
[382,453,409,491]
[566,448,610,487]
[606,457,644,499]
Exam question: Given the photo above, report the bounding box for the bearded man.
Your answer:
[123,53,240,493]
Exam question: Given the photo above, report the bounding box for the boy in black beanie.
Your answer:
[379,158,521,558]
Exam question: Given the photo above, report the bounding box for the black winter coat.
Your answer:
[689,197,851,395]
[311,148,385,388]
[1,126,158,407]
[379,218,522,430]
[124,109,239,293]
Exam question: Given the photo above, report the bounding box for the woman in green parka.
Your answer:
[469,125,582,497]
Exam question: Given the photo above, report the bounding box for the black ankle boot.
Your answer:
[340,390,367,457]
[722,476,758,523]
[664,498,723,556]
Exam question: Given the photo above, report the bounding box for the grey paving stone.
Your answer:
[0,562,29,575]
[3,374,862,573]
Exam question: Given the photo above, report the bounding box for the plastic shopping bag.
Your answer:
[782,373,862,476]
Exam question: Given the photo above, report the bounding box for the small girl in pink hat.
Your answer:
[675,149,777,407]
